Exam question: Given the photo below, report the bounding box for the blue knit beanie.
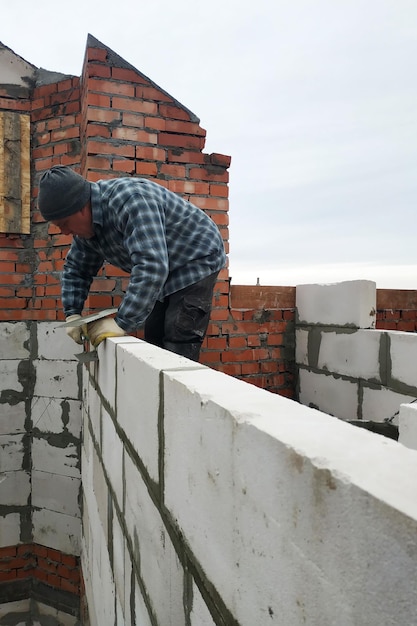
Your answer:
[38,166,91,221]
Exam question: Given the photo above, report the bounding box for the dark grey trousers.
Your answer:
[144,271,219,362]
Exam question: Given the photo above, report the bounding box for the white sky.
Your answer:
[3,0,417,288]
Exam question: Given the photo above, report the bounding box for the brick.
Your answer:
[189,167,228,182]
[87,108,121,124]
[135,162,158,176]
[210,184,229,197]
[159,104,192,121]
[191,197,229,211]
[229,337,247,349]
[159,133,205,150]
[86,125,111,139]
[210,213,229,227]
[144,116,166,131]
[86,48,108,63]
[136,146,166,161]
[137,86,173,101]
[112,97,158,115]
[0,570,17,581]
[86,295,114,309]
[86,64,111,79]
[201,351,221,363]
[165,120,206,136]
[88,78,135,97]
[167,149,205,164]
[168,180,209,195]
[122,112,145,128]
[242,362,260,375]
[217,363,242,376]
[86,93,111,107]
[112,127,157,143]
[267,334,284,346]
[111,67,147,84]
[113,159,135,173]
[0,546,17,558]
[32,544,48,557]
[87,141,135,158]
[206,337,227,350]
[60,577,80,594]
[61,554,78,568]
[209,153,232,167]
[159,164,186,178]
[87,155,112,170]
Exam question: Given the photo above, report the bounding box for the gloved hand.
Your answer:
[85,317,125,348]
[65,314,86,345]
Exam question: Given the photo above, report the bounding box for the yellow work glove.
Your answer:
[65,314,86,345]
[85,316,125,348]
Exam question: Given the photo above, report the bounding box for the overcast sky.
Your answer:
[3,0,417,287]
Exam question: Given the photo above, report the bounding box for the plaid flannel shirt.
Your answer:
[61,177,226,332]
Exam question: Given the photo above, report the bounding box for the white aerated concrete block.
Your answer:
[124,451,185,625]
[0,361,23,394]
[362,387,413,424]
[115,340,203,482]
[318,329,382,380]
[0,403,26,434]
[34,360,80,399]
[0,512,21,546]
[0,434,25,471]
[0,322,30,359]
[91,523,116,626]
[295,328,309,365]
[32,508,80,555]
[388,331,417,388]
[0,600,30,621]
[0,471,30,506]
[296,280,376,327]
[91,444,109,539]
[399,403,417,450]
[32,470,80,517]
[31,397,81,438]
[102,406,123,501]
[33,602,79,626]
[112,507,126,614]
[190,581,216,626]
[97,336,138,412]
[299,369,358,420]
[163,366,417,626]
[32,436,80,478]
[37,321,80,361]
[134,580,153,626]
[84,378,102,446]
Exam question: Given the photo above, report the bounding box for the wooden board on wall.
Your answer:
[0,111,30,234]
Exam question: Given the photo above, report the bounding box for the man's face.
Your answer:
[52,203,94,238]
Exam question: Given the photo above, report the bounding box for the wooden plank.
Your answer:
[0,111,30,234]
[20,114,30,234]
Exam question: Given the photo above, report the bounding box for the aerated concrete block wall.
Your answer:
[0,321,82,622]
[82,335,417,626]
[296,280,417,425]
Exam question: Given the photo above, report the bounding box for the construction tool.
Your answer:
[60,307,118,362]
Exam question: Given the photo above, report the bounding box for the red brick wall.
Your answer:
[0,544,80,604]
[376,289,417,331]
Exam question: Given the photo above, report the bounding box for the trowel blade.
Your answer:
[60,307,118,328]
[74,350,99,363]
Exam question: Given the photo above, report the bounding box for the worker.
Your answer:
[38,165,226,362]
